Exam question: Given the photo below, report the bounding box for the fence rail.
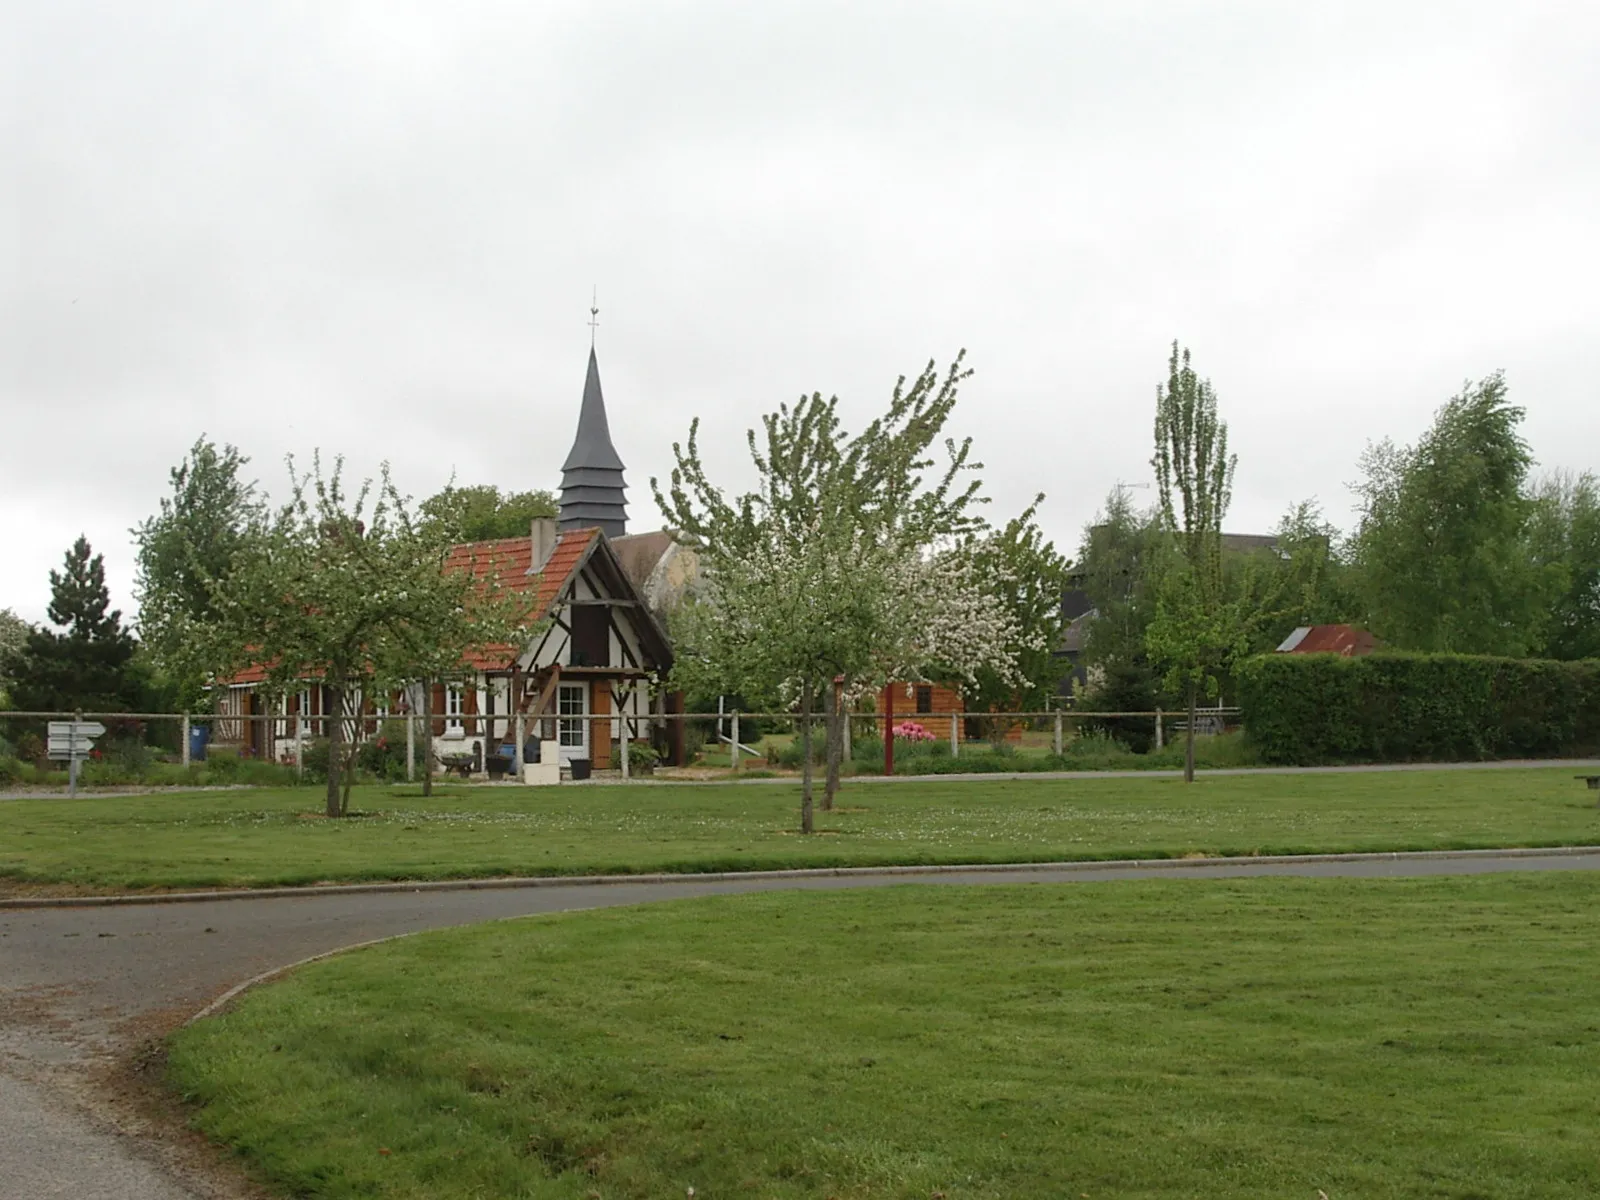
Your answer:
[1,705,1242,784]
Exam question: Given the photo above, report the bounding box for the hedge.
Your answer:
[1236,652,1600,765]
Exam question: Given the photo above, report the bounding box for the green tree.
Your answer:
[1146,341,1243,782]
[1526,471,1600,661]
[418,485,557,543]
[1076,486,1164,672]
[9,538,140,715]
[199,456,534,817]
[1243,500,1356,654]
[133,437,265,707]
[1351,373,1555,654]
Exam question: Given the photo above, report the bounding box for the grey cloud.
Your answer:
[3,0,1598,622]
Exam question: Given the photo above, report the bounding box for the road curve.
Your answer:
[4,849,1599,1199]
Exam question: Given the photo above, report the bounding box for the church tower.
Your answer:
[557,347,628,538]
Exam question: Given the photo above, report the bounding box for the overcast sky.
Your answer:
[4,1,1598,626]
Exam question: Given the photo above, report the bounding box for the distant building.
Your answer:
[1055,530,1284,695]
[217,342,688,774]
[1275,624,1379,657]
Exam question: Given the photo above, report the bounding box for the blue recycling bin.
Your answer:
[188,722,210,762]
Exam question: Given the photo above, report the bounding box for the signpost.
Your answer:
[47,718,105,798]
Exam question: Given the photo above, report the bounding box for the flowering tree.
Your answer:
[657,354,1025,827]
[197,455,532,817]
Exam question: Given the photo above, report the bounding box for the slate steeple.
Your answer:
[557,347,628,538]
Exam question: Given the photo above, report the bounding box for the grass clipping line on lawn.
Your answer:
[4,768,1600,894]
[168,874,1600,1200]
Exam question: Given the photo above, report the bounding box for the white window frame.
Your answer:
[445,684,465,737]
[556,682,588,761]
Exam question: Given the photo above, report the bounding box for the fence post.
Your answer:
[1054,708,1063,758]
[1155,708,1164,750]
[950,713,959,758]
[513,712,524,777]
[181,712,191,768]
[620,705,630,781]
[294,723,304,780]
[884,687,895,776]
[406,710,416,781]
[731,711,740,771]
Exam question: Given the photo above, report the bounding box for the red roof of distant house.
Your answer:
[220,528,602,683]
[1275,624,1379,656]
[442,527,600,670]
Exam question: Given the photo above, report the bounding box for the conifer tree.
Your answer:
[10,538,139,714]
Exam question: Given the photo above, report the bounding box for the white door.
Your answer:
[557,682,589,762]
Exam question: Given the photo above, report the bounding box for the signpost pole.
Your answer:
[70,709,82,798]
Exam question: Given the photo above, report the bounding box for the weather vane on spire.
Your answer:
[588,287,600,348]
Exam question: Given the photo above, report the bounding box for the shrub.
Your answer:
[356,721,411,781]
[1237,652,1600,765]
[15,731,45,768]
[627,741,660,772]
[0,756,21,785]
[1079,659,1160,753]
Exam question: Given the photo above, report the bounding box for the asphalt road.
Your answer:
[4,849,1600,1199]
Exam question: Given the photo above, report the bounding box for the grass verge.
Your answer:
[168,873,1600,1198]
[2,769,1598,894]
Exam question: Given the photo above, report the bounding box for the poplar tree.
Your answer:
[1146,342,1244,782]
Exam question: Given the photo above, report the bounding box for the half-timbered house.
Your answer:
[216,344,683,776]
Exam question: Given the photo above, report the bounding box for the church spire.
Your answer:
[557,344,628,537]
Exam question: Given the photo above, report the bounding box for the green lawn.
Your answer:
[2,769,1597,893]
[168,873,1600,1198]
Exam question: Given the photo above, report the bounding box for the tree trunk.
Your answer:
[421,678,434,798]
[325,678,345,818]
[823,677,844,812]
[1184,682,1198,784]
[799,679,815,835]
[340,687,355,816]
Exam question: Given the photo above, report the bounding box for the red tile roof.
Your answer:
[443,528,600,670]
[222,529,602,683]
[1276,624,1379,656]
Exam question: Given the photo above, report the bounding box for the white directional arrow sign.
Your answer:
[46,720,109,797]
[46,721,107,761]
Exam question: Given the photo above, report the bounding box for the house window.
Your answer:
[445,684,465,734]
[558,683,587,749]
[275,696,290,739]
[298,689,312,736]
[915,686,933,715]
